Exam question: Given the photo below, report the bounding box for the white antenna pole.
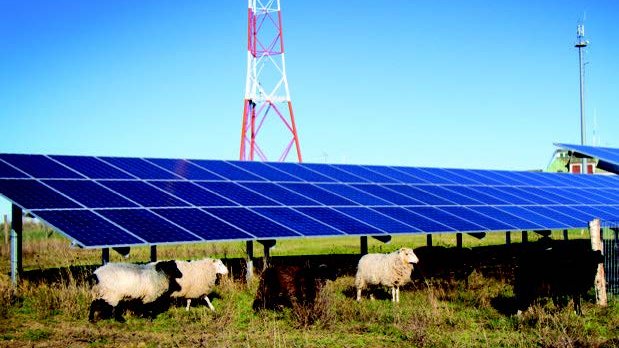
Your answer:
[575,23,589,173]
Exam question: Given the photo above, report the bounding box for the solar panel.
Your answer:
[1,152,618,248]
[556,143,619,168]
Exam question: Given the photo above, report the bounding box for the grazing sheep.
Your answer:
[88,260,182,323]
[252,263,336,312]
[515,238,604,315]
[355,247,419,302]
[171,258,229,311]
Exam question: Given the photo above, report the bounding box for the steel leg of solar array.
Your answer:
[506,231,511,246]
[102,248,109,265]
[563,229,569,240]
[456,233,462,248]
[150,245,157,262]
[10,204,22,285]
[245,241,254,282]
[427,234,433,247]
[360,236,368,255]
[522,231,528,244]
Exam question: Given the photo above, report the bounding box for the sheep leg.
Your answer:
[204,295,215,311]
[396,287,400,303]
[185,299,191,311]
[391,287,396,302]
[113,304,126,323]
[356,288,362,302]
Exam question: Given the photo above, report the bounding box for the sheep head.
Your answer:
[398,248,419,265]
[212,259,229,276]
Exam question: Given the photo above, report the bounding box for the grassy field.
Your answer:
[0,223,618,347]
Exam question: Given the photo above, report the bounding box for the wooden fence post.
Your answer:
[3,215,8,245]
[589,218,607,307]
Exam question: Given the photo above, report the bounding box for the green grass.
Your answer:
[0,223,617,347]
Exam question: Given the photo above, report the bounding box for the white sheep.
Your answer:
[88,260,182,322]
[171,258,229,311]
[355,247,419,303]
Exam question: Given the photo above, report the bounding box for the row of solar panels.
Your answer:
[557,143,619,166]
[2,153,619,187]
[1,153,618,248]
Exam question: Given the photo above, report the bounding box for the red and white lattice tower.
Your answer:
[240,0,302,162]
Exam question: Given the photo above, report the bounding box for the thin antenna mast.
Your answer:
[575,22,589,173]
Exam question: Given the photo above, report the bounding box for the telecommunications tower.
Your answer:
[240,0,302,162]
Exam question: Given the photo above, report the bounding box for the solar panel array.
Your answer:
[1,153,619,248]
[556,143,619,166]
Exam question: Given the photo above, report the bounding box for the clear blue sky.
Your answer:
[1,0,618,216]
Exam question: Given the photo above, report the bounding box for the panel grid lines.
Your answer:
[1,152,618,248]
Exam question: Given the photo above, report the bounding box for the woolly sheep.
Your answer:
[171,258,229,311]
[88,260,182,322]
[355,248,419,303]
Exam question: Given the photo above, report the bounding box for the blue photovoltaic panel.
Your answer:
[145,158,224,180]
[366,166,427,183]
[442,186,510,205]
[190,160,264,181]
[99,180,189,207]
[98,209,202,243]
[507,171,550,187]
[447,169,506,186]
[525,206,587,226]
[517,187,579,204]
[479,170,528,186]
[32,209,144,247]
[265,162,336,182]
[279,183,358,206]
[373,207,455,232]
[438,206,517,231]
[153,208,252,240]
[0,179,81,209]
[43,180,137,208]
[0,160,28,178]
[100,157,180,180]
[302,163,369,183]
[574,205,619,222]
[295,207,383,235]
[0,154,82,179]
[197,182,281,206]
[352,184,426,205]
[406,206,486,232]
[529,172,570,187]
[395,167,453,184]
[205,207,299,238]
[471,186,532,205]
[239,182,320,206]
[415,185,482,205]
[556,143,619,166]
[253,207,346,236]
[335,207,421,233]
[421,168,482,185]
[149,181,238,207]
[51,155,133,179]
[544,187,605,204]
[317,183,393,205]
[545,206,598,224]
[471,206,545,230]
[591,189,619,202]
[391,185,453,205]
[232,161,302,182]
[496,206,571,229]
[332,164,398,183]
[495,187,557,205]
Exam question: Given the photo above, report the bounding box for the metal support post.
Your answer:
[258,239,276,270]
[102,248,110,265]
[245,240,254,282]
[150,245,157,262]
[427,234,432,247]
[563,229,569,241]
[3,214,8,245]
[456,233,462,248]
[506,231,511,245]
[522,231,528,244]
[10,205,23,285]
[360,236,368,255]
